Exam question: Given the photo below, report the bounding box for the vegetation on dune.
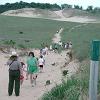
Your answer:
[0,1,61,13]
[42,59,100,100]
[0,15,79,48]
[41,21,100,100]
[0,14,100,100]
[61,23,100,61]
[42,76,80,100]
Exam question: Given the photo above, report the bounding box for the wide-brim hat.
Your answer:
[10,51,18,56]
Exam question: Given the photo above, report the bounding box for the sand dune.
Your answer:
[1,8,98,23]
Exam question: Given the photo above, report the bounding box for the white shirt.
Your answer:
[45,47,48,51]
[42,48,46,53]
[64,44,67,48]
[59,42,62,46]
[69,44,72,49]
[38,58,45,65]
[50,45,52,50]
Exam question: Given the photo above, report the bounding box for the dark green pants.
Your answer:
[8,70,20,96]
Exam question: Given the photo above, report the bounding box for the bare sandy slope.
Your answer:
[53,16,97,23]
[1,8,99,23]
[54,10,97,23]
[1,8,60,18]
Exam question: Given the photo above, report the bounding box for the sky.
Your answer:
[0,0,100,9]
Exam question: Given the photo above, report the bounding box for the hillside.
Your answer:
[1,8,99,23]
[1,8,60,19]
[0,7,100,100]
[0,15,79,48]
[0,14,100,60]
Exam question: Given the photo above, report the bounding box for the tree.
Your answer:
[74,5,80,9]
[86,6,93,12]
[74,5,83,10]
[5,3,10,6]
[80,6,83,10]
[93,7,100,13]
[0,2,62,13]
[61,4,72,9]
[51,3,61,10]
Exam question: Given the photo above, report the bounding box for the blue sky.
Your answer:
[0,0,100,9]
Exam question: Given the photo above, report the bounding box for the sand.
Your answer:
[0,19,80,100]
[0,48,80,100]
[1,8,99,23]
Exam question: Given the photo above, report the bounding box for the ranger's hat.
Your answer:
[11,51,17,56]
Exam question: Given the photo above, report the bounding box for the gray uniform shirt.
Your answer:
[7,60,22,70]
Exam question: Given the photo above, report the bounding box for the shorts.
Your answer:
[20,75,24,80]
[39,65,43,68]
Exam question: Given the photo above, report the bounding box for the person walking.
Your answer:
[27,52,38,87]
[38,55,45,73]
[69,41,72,49]
[7,51,22,96]
[20,62,25,85]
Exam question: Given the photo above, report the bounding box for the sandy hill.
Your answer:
[1,8,98,23]
[1,8,60,18]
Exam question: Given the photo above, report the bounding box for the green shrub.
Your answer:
[3,40,16,47]
[42,77,80,100]
[18,44,27,49]
[42,60,93,100]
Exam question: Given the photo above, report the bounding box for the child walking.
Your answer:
[38,55,45,73]
[20,62,25,85]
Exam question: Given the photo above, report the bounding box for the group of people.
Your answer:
[40,41,72,53]
[6,41,72,97]
[58,41,72,49]
[7,50,45,96]
[49,41,72,53]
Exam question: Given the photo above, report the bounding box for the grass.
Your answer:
[38,19,100,99]
[61,23,100,61]
[42,77,80,100]
[0,15,100,100]
[42,60,100,100]
[0,15,78,48]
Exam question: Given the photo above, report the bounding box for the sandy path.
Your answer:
[0,50,79,100]
[52,28,63,43]
[0,27,79,100]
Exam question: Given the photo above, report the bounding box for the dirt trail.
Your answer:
[0,51,79,100]
[0,28,79,100]
[52,28,63,43]
[68,23,88,32]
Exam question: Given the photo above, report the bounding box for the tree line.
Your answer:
[0,1,100,13]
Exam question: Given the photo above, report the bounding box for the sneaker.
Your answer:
[16,95,19,96]
[8,94,12,96]
[26,78,28,80]
[31,84,34,87]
